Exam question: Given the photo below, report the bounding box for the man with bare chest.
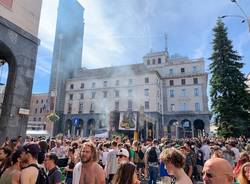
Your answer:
[73,142,105,184]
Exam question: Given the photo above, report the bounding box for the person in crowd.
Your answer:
[0,146,12,177]
[51,140,66,158]
[38,140,48,165]
[229,141,240,162]
[20,143,42,184]
[145,139,160,184]
[233,152,250,179]
[211,145,224,158]
[0,149,22,184]
[223,143,235,167]
[237,162,250,184]
[117,148,129,164]
[160,147,192,184]
[1,137,10,147]
[64,147,76,184]
[73,142,105,184]
[202,157,233,184]
[134,142,145,180]
[105,141,119,183]
[182,142,196,179]
[44,153,62,184]
[201,140,211,163]
[112,162,140,184]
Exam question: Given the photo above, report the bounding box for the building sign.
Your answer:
[119,112,137,131]
[0,0,13,9]
[18,108,30,115]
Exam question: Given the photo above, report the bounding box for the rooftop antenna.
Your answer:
[164,33,169,58]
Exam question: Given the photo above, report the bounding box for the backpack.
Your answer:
[138,149,144,160]
[26,164,49,184]
[148,147,158,163]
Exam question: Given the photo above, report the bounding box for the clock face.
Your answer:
[0,0,13,9]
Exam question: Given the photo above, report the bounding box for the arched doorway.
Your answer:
[75,119,84,137]
[0,19,40,143]
[66,119,72,137]
[87,119,96,137]
[168,119,178,139]
[181,119,192,138]
[193,119,205,137]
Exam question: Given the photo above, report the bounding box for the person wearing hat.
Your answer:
[117,148,129,164]
[20,143,42,184]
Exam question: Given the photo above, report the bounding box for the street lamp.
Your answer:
[221,0,250,32]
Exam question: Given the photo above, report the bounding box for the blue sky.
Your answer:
[31,0,250,94]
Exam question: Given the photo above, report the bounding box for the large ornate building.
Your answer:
[63,51,211,139]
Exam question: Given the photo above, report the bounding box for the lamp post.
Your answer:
[221,0,250,32]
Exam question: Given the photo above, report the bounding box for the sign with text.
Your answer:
[0,0,13,9]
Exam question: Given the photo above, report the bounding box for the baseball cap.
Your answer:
[23,143,40,158]
[117,148,129,158]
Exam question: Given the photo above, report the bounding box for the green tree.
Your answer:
[47,112,59,123]
[209,19,250,137]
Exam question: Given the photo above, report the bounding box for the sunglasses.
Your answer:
[116,155,125,158]
[202,172,214,178]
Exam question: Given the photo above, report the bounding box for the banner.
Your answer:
[0,0,13,9]
[119,112,137,131]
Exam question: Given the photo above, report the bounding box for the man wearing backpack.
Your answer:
[145,139,160,184]
[21,143,49,184]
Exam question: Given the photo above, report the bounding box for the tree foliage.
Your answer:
[47,112,59,123]
[209,19,250,137]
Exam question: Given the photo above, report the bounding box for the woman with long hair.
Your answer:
[237,162,250,184]
[234,152,250,179]
[112,162,140,184]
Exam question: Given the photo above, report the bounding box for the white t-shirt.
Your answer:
[201,144,211,161]
[231,147,240,161]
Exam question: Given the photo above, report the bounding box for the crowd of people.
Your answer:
[0,135,250,184]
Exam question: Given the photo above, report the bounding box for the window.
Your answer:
[41,99,43,104]
[128,100,132,110]
[195,103,200,112]
[115,90,119,98]
[35,108,37,114]
[192,66,197,73]
[194,88,199,96]
[38,117,41,121]
[145,101,149,109]
[103,81,108,87]
[128,89,133,97]
[46,99,48,103]
[158,58,161,64]
[170,90,174,97]
[170,104,175,112]
[80,83,84,88]
[33,117,36,121]
[92,82,96,88]
[91,92,96,99]
[169,80,174,86]
[181,79,186,85]
[79,102,83,113]
[68,103,72,113]
[69,94,73,100]
[90,102,95,112]
[128,79,133,85]
[144,89,149,97]
[152,59,156,64]
[40,108,42,113]
[181,68,185,73]
[147,59,150,65]
[115,101,119,111]
[70,84,74,89]
[116,80,119,86]
[181,89,187,97]
[80,93,84,99]
[145,77,149,83]
[36,100,39,104]
[181,103,187,111]
[169,68,173,75]
[193,78,198,84]
[103,91,108,98]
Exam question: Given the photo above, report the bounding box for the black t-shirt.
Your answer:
[48,167,61,184]
[66,161,75,179]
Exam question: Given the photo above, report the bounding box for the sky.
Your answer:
[30,0,250,94]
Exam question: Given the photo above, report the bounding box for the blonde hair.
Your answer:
[237,162,250,184]
[81,142,98,162]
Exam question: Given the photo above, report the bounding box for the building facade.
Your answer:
[27,93,52,137]
[0,0,42,143]
[49,0,84,135]
[63,51,211,139]
[246,73,250,93]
